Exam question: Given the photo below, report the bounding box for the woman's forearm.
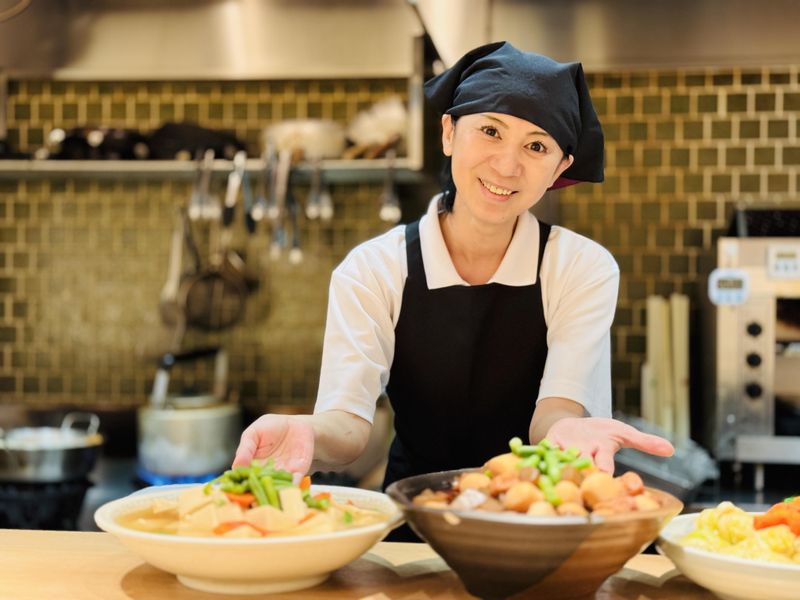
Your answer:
[292,410,372,472]
[529,396,586,443]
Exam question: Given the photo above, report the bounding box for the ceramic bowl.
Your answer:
[95,483,402,595]
[657,512,800,600]
[386,468,683,600]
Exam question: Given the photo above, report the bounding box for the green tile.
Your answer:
[656,175,675,193]
[769,72,791,84]
[641,254,662,273]
[47,377,63,393]
[38,103,54,119]
[655,121,676,140]
[670,95,690,114]
[768,173,789,191]
[281,102,298,119]
[208,102,223,119]
[711,174,732,192]
[626,279,648,300]
[0,377,15,393]
[616,96,635,114]
[184,103,200,121]
[784,146,800,164]
[62,102,78,119]
[642,201,661,220]
[682,228,704,247]
[711,121,732,139]
[642,95,662,114]
[684,73,707,87]
[160,103,175,120]
[670,148,690,166]
[23,377,39,393]
[755,93,776,111]
[669,255,690,274]
[697,94,718,113]
[784,93,800,111]
[603,175,621,194]
[603,75,622,88]
[684,174,704,192]
[643,148,662,166]
[739,173,760,192]
[655,228,675,247]
[233,102,248,119]
[713,73,734,86]
[657,73,678,87]
[613,202,633,220]
[593,96,608,116]
[86,101,102,120]
[741,72,762,85]
[604,122,622,142]
[697,201,717,219]
[739,120,761,138]
[27,128,43,145]
[754,147,775,165]
[725,147,747,166]
[257,102,272,119]
[135,103,151,119]
[628,122,648,140]
[628,74,651,88]
[683,121,704,139]
[768,120,789,138]
[726,93,748,112]
[698,148,718,166]
[629,175,648,193]
[307,102,323,118]
[110,102,126,119]
[12,301,26,318]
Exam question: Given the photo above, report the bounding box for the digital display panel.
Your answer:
[717,278,744,290]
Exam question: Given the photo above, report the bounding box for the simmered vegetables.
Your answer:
[117,460,388,538]
[680,498,800,564]
[412,438,663,517]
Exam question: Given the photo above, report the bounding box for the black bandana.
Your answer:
[424,41,604,188]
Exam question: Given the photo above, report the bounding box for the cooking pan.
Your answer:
[0,412,103,482]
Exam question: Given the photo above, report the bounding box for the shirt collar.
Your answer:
[418,195,542,289]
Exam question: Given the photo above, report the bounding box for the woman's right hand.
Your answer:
[232,414,315,475]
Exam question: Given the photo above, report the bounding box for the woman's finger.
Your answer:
[592,445,616,474]
[612,423,675,457]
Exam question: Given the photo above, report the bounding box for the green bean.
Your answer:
[248,471,269,506]
[509,437,523,454]
[539,438,554,450]
[343,511,353,524]
[262,476,280,508]
[571,456,592,470]
[537,474,561,506]
[219,482,248,494]
[518,454,541,470]
[565,447,581,460]
[515,445,538,457]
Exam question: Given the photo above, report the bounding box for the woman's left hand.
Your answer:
[545,417,675,474]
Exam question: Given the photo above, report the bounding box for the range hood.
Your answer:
[0,0,423,80]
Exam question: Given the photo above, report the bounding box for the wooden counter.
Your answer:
[0,529,715,599]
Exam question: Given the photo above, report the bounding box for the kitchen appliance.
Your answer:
[137,347,241,485]
[703,208,800,489]
[0,412,102,530]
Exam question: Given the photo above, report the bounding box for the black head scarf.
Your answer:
[425,41,604,190]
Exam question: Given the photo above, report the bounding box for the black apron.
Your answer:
[383,217,551,541]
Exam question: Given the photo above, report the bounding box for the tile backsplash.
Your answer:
[2,66,800,419]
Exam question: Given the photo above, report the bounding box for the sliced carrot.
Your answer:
[213,521,269,536]
[300,475,312,490]
[298,512,315,524]
[313,492,331,501]
[224,492,256,509]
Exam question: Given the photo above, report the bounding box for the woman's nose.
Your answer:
[489,146,523,178]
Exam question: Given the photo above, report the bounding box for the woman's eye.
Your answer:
[480,126,499,137]
[527,141,547,153]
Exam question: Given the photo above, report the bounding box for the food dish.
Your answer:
[658,507,800,600]
[95,482,401,594]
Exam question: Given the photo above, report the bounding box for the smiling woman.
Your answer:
[234,41,674,543]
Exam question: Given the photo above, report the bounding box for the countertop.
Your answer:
[0,529,716,600]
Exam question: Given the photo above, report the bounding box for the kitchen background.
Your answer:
[1,0,800,527]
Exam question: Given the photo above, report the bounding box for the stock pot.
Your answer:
[0,413,103,482]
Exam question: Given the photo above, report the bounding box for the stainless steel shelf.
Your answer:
[0,158,425,183]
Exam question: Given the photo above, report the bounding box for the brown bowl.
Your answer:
[386,468,683,600]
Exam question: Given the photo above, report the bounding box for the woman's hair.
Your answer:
[439,116,458,212]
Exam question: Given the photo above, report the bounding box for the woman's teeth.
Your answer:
[480,179,514,196]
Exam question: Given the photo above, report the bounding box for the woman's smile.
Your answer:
[478,177,517,201]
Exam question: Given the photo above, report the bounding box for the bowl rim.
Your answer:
[95,483,402,545]
[657,512,800,573]
[386,468,683,527]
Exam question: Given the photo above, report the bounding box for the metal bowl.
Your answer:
[387,468,683,600]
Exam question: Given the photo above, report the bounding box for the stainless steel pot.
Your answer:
[0,412,103,482]
[138,402,241,477]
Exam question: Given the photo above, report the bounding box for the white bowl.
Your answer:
[95,484,402,595]
[657,512,800,600]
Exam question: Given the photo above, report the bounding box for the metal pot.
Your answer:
[0,412,103,482]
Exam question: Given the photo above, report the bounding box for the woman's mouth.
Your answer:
[479,178,516,200]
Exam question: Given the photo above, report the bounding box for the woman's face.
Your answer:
[442,112,574,226]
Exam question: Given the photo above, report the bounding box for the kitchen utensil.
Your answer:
[0,412,103,482]
[286,167,303,265]
[378,148,401,223]
[268,148,292,260]
[188,149,215,221]
[344,96,408,159]
[305,158,322,220]
[94,484,401,594]
[318,181,334,221]
[141,347,239,479]
[387,470,682,600]
[158,207,185,326]
[147,122,246,161]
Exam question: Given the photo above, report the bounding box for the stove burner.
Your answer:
[135,464,218,487]
[0,479,92,530]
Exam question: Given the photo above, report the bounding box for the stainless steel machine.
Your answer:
[704,209,800,490]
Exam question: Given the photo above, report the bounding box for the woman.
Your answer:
[233,42,673,523]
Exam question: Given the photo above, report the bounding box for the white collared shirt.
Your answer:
[314,197,619,423]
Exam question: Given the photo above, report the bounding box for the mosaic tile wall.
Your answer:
[2,67,800,419]
[0,79,408,414]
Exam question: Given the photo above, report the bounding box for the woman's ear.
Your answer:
[441,114,455,157]
[550,154,575,186]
